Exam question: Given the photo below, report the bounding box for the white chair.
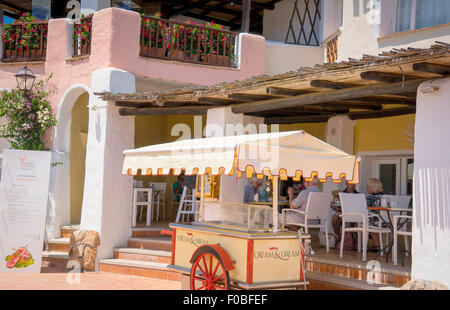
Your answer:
[132,182,152,227]
[339,193,391,262]
[393,215,412,266]
[149,182,167,221]
[175,186,197,223]
[282,192,333,252]
[382,195,412,256]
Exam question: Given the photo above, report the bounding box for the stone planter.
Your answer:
[68,230,100,272]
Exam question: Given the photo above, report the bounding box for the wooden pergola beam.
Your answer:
[231,79,426,114]
[119,105,211,116]
[347,107,416,120]
[360,71,417,83]
[168,0,213,18]
[266,87,316,96]
[264,114,335,125]
[115,101,154,108]
[314,101,383,110]
[197,97,244,105]
[229,93,285,101]
[241,0,251,33]
[412,62,450,75]
[310,80,360,90]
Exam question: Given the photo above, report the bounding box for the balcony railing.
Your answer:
[140,16,238,68]
[1,22,48,62]
[73,15,93,58]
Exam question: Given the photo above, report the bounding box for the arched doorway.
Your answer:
[47,84,92,239]
[69,92,89,223]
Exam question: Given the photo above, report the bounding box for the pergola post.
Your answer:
[241,0,251,33]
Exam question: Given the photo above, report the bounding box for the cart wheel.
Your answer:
[190,250,230,290]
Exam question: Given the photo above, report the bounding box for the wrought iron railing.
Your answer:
[73,15,93,57]
[1,22,48,62]
[140,16,238,68]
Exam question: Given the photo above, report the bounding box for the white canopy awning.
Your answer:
[122,130,360,183]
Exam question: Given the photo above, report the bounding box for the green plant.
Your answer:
[73,14,93,48]
[140,14,236,61]
[0,74,57,151]
[1,13,48,52]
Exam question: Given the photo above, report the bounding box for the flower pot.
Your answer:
[141,45,150,56]
[15,49,24,59]
[4,49,11,59]
[169,49,184,60]
[205,54,230,66]
[81,45,88,56]
[149,47,164,57]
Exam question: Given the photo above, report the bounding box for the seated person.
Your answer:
[172,174,184,202]
[366,178,383,252]
[332,181,359,239]
[286,177,321,230]
[243,177,262,203]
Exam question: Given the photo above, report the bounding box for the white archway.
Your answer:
[46,84,93,240]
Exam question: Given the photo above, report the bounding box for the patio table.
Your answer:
[367,207,412,265]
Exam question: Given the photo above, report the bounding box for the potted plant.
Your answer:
[141,13,165,57]
[1,13,47,61]
[73,14,93,56]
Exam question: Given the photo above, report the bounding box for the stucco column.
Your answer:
[80,68,135,266]
[323,115,356,233]
[205,107,264,205]
[412,78,450,287]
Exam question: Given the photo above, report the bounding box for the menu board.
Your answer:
[0,149,51,273]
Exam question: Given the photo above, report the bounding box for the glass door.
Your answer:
[374,159,401,195]
[373,157,414,196]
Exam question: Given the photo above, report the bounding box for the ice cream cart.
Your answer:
[122,130,360,290]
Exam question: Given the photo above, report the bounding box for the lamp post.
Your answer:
[15,65,36,95]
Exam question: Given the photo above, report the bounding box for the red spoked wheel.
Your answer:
[190,250,230,290]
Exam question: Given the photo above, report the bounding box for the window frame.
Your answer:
[393,0,450,34]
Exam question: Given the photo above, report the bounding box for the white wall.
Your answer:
[80,68,135,266]
[263,0,323,45]
[265,41,323,75]
[338,0,450,61]
[412,78,450,287]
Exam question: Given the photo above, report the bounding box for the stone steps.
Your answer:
[113,248,172,264]
[42,251,69,270]
[132,227,167,237]
[60,225,80,239]
[47,238,71,253]
[99,258,181,281]
[305,255,410,287]
[127,236,172,251]
[306,271,395,290]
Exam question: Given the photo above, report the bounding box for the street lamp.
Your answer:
[15,65,36,93]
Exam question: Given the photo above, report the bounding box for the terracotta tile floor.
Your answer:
[0,271,182,290]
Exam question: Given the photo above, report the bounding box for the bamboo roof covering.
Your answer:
[96,41,450,124]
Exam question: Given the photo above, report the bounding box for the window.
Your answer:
[373,157,414,196]
[395,0,450,33]
[326,36,338,63]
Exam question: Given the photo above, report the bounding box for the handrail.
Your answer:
[140,15,238,68]
[1,22,48,62]
[73,15,93,58]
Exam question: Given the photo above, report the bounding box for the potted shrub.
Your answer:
[73,14,93,56]
[1,13,47,61]
[141,13,165,57]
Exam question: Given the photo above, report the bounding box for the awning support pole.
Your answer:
[200,174,206,221]
[272,176,278,233]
